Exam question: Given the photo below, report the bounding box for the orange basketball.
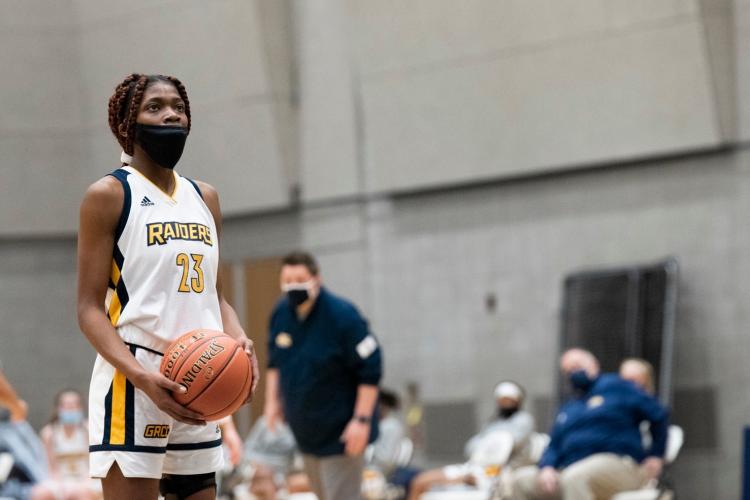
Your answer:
[160,329,252,421]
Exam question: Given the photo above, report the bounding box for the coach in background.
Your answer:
[264,251,382,500]
[512,349,669,500]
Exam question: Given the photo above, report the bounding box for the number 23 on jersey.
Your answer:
[176,253,204,293]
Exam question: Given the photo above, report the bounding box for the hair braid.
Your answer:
[107,73,142,153]
[164,75,192,132]
[106,73,191,157]
[122,76,148,155]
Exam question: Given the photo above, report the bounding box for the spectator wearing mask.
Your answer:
[512,349,669,500]
[408,381,535,500]
[39,389,99,500]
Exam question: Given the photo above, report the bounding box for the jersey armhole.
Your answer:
[185,177,204,199]
[108,169,132,242]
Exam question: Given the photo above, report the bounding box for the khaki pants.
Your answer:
[302,453,364,500]
[512,453,646,500]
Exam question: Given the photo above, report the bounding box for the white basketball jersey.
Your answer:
[106,166,223,351]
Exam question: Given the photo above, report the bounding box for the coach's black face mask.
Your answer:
[135,124,188,170]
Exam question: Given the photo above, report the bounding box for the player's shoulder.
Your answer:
[190,179,218,201]
[85,173,124,198]
[81,174,124,213]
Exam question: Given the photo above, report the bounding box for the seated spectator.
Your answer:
[512,349,669,500]
[244,415,297,475]
[0,367,53,500]
[364,389,419,499]
[619,358,658,453]
[409,381,535,500]
[39,389,100,500]
[369,389,407,474]
[238,415,307,500]
[619,358,655,395]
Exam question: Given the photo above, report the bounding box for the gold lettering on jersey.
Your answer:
[146,222,213,246]
[143,424,170,439]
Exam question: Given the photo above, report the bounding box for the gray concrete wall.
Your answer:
[0,0,295,236]
[3,0,740,234]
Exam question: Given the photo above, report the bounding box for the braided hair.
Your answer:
[107,74,191,156]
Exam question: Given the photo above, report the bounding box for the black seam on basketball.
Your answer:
[182,344,242,406]
[204,358,251,419]
[165,336,216,384]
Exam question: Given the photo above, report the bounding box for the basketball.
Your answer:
[160,329,252,421]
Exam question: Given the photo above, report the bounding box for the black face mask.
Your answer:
[287,289,310,307]
[498,407,519,419]
[135,124,188,169]
[569,370,595,393]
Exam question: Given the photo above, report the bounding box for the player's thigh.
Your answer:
[101,462,159,500]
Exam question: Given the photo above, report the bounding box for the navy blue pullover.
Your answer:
[268,287,382,456]
[539,374,669,469]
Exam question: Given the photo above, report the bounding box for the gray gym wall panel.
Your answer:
[0,240,91,431]
[74,0,291,216]
[735,0,750,140]
[360,19,720,193]
[0,4,84,236]
[352,0,699,76]
[296,0,361,202]
[0,0,293,237]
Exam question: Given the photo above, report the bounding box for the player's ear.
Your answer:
[118,123,128,138]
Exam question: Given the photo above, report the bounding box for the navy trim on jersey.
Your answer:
[185,177,203,199]
[125,344,136,447]
[112,245,130,317]
[166,438,223,451]
[108,169,132,242]
[89,444,166,454]
[124,342,164,357]
[101,382,114,445]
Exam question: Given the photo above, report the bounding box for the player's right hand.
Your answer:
[264,398,284,432]
[134,371,206,426]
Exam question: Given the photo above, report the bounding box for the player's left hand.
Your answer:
[340,419,370,456]
[641,457,664,481]
[237,336,259,401]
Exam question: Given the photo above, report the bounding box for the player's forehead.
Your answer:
[141,81,181,103]
[280,264,314,282]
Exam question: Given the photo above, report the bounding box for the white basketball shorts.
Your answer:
[88,342,224,479]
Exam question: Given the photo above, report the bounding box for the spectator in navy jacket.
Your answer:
[263,251,382,500]
[512,348,669,500]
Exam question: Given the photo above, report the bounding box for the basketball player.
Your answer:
[77,74,258,500]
